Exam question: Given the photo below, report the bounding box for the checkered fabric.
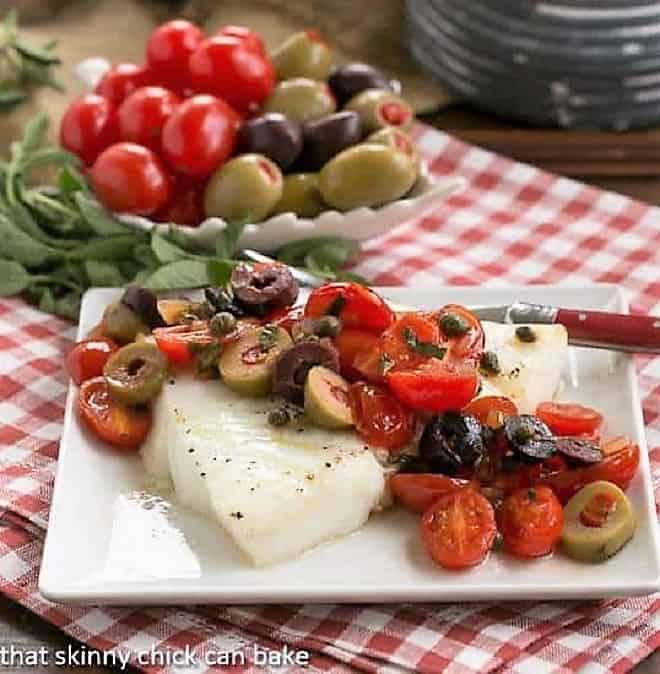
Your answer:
[1,123,659,673]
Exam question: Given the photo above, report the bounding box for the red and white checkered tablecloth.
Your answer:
[1,123,659,673]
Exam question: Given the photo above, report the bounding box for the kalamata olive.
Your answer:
[236,113,303,171]
[273,173,325,218]
[301,111,363,170]
[272,30,335,81]
[203,154,283,224]
[345,88,414,133]
[328,63,395,105]
[121,285,165,329]
[204,286,245,318]
[273,338,339,404]
[230,263,299,314]
[554,437,603,463]
[319,143,417,211]
[504,414,555,460]
[263,78,336,124]
[418,412,484,475]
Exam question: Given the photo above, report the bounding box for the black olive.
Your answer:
[230,263,299,315]
[554,437,603,464]
[328,63,395,105]
[418,412,484,475]
[395,455,431,474]
[236,113,303,171]
[121,286,165,328]
[504,414,555,460]
[301,111,363,170]
[204,287,245,318]
[273,338,339,404]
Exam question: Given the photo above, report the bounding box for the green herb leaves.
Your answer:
[403,327,447,360]
[258,324,279,352]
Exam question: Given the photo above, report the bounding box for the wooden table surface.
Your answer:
[1,2,658,672]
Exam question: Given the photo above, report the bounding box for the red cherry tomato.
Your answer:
[536,401,603,437]
[499,486,564,558]
[381,312,441,371]
[161,95,239,177]
[146,20,203,93]
[153,321,214,365]
[189,36,275,115]
[59,94,119,165]
[387,358,479,414]
[65,338,118,385]
[264,305,303,334]
[334,328,381,380]
[435,304,484,364]
[156,177,204,226]
[348,382,415,451]
[304,283,394,334]
[463,396,518,428]
[78,377,151,450]
[420,490,497,570]
[216,25,266,55]
[95,63,151,106]
[90,142,171,215]
[117,86,179,151]
[390,473,477,514]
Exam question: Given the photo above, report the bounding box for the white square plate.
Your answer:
[39,284,660,604]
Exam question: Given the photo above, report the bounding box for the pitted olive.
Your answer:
[236,113,303,171]
[366,127,419,168]
[302,111,363,170]
[345,88,414,133]
[272,30,335,81]
[102,300,148,344]
[318,143,417,211]
[273,173,325,218]
[121,286,165,329]
[203,154,283,224]
[328,62,397,105]
[230,263,299,313]
[263,78,336,124]
[103,341,167,405]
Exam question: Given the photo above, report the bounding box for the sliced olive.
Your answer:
[418,412,484,475]
[121,286,164,328]
[345,88,414,133]
[102,300,148,344]
[230,263,299,315]
[272,30,335,81]
[273,338,340,404]
[555,437,603,464]
[561,481,636,562]
[263,78,336,124]
[328,62,396,105]
[504,414,555,460]
[103,342,167,405]
[304,365,353,429]
[209,312,237,336]
[219,325,292,397]
[273,173,326,218]
[157,298,193,325]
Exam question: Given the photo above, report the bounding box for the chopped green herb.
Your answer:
[439,312,469,337]
[379,352,395,375]
[325,294,346,317]
[259,324,279,352]
[403,327,447,360]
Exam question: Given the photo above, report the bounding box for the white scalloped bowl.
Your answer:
[76,57,465,253]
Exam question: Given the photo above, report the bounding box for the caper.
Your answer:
[210,312,237,336]
[480,350,501,375]
[268,406,291,427]
[316,315,342,338]
[102,300,148,344]
[103,342,167,405]
[515,326,537,343]
[439,312,469,337]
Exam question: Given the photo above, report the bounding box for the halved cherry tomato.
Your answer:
[536,401,603,437]
[348,382,415,450]
[420,489,497,570]
[335,328,381,380]
[304,283,394,334]
[499,486,563,558]
[435,304,484,363]
[381,312,440,371]
[464,396,518,428]
[390,473,476,514]
[387,358,479,413]
[65,338,118,385]
[264,305,303,334]
[153,321,214,365]
[78,377,151,450]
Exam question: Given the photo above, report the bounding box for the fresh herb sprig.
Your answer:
[0,10,63,110]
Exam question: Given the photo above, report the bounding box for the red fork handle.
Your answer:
[556,308,660,354]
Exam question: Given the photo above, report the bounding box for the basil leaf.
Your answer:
[143,260,210,290]
[38,287,56,314]
[151,233,195,264]
[277,237,357,267]
[0,260,31,295]
[21,147,77,171]
[207,258,236,286]
[58,165,89,198]
[0,89,26,107]
[84,260,125,287]
[54,292,81,321]
[0,212,59,267]
[12,40,61,66]
[403,327,447,360]
[306,239,359,271]
[74,193,129,236]
[216,220,248,259]
[21,113,49,154]
[68,235,144,261]
[133,242,160,269]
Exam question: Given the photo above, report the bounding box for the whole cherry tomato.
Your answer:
[348,381,415,450]
[95,63,151,106]
[90,142,171,215]
[381,312,441,371]
[59,94,119,165]
[189,36,275,115]
[156,176,204,226]
[161,95,239,177]
[390,473,477,514]
[499,486,564,558]
[464,396,518,428]
[216,25,266,55]
[536,401,603,437]
[78,376,151,450]
[65,338,118,385]
[420,489,497,570]
[304,283,394,334]
[117,86,180,151]
[146,20,203,93]
[334,328,381,381]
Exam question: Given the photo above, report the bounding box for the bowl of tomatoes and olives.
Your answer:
[66,22,463,253]
[66,272,641,572]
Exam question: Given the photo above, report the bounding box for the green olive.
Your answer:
[103,342,167,405]
[273,173,325,218]
[561,481,636,562]
[272,30,335,81]
[203,154,283,224]
[319,143,417,211]
[262,78,336,124]
[102,300,148,344]
[367,127,420,169]
[345,88,414,133]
